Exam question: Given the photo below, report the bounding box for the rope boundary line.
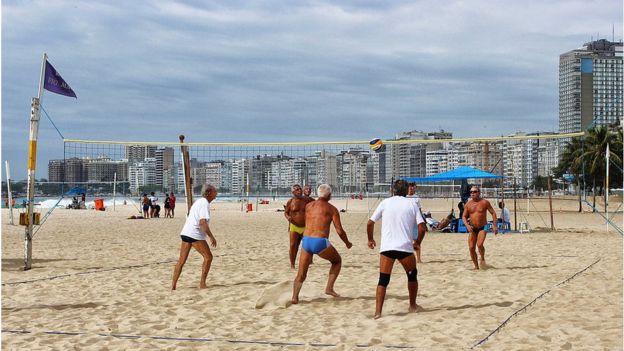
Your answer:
[471,258,602,349]
[0,329,424,349]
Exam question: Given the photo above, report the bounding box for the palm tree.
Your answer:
[581,126,623,209]
[555,126,623,212]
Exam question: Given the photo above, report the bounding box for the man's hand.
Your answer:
[413,241,420,251]
[345,241,353,249]
[367,239,376,249]
[209,236,217,248]
[466,224,472,233]
[493,228,498,236]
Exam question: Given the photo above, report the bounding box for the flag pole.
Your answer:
[24,52,47,270]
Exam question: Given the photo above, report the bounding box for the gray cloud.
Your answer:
[2,0,622,179]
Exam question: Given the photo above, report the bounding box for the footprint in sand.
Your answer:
[255,280,293,309]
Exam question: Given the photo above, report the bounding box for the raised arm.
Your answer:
[332,207,352,248]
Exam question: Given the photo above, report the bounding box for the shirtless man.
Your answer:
[292,184,352,304]
[285,184,307,269]
[303,185,315,203]
[461,186,497,270]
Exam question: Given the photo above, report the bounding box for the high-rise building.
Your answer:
[48,159,65,182]
[559,39,623,133]
[155,147,174,188]
[125,145,157,164]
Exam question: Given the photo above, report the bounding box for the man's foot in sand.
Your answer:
[373,313,382,320]
[325,290,340,298]
[409,304,420,313]
[417,259,423,263]
[291,297,299,304]
[199,283,207,289]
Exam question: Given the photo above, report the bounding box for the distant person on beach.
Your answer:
[172,184,218,290]
[303,185,315,203]
[149,192,159,218]
[292,184,352,304]
[367,179,426,319]
[164,193,171,218]
[284,184,307,269]
[142,194,150,218]
[462,186,498,270]
[169,193,176,218]
[407,182,425,263]
[498,201,511,231]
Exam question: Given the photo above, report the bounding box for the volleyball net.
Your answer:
[57,132,591,199]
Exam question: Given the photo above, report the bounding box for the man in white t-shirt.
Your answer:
[367,180,426,319]
[149,192,159,218]
[407,182,425,263]
[171,184,218,290]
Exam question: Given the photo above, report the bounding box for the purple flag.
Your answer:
[43,60,77,98]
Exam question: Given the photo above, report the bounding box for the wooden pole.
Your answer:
[548,175,554,231]
[113,172,117,212]
[179,135,193,215]
[605,143,609,232]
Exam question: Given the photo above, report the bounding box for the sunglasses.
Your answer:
[470,190,479,193]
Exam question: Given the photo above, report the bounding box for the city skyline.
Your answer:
[2,1,622,182]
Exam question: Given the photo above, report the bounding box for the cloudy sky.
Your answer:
[2,0,622,179]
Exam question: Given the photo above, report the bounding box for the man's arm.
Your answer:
[461,203,472,232]
[332,208,352,248]
[487,202,498,235]
[284,199,292,222]
[199,219,217,247]
[366,220,376,249]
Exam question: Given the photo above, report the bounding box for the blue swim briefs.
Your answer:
[302,236,331,254]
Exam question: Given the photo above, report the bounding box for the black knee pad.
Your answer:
[406,269,418,282]
[378,273,391,287]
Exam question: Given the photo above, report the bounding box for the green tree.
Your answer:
[580,126,623,209]
[555,126,623,212]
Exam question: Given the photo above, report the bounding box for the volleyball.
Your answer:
[369,138,383,152]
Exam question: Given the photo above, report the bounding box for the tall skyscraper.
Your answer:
[559,39,623,133]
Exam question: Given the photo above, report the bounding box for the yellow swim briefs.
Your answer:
[289,223,305,235]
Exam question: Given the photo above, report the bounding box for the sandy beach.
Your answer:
[2,197,622,350]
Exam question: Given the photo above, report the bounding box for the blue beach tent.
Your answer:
[402,166,503,183]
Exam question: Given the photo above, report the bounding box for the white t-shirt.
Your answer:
[407,194,422,210]
[149,195,158,205]
[370,196,425,253]
[180,197,211,240]
[501,207,510,223]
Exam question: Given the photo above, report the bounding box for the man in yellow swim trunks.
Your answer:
[285,184,308,269]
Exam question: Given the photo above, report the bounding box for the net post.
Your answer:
[179,135,193,215]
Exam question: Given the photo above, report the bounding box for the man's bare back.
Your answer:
[304,199,343,238]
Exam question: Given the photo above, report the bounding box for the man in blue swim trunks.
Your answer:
[292,184,352,304]
[367,180,426,319]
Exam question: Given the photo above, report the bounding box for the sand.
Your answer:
[1,197,622,350]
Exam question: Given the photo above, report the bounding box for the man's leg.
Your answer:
[289,231,302,269]
[468,232,479,269]
[292,249,313,304]
[374,254,395,319]
[318,245,342,297]
[476,230,487,267]
[415,246,422,263]
[398,254,419,312]
[191,240,213,289]
[172,242,192,290]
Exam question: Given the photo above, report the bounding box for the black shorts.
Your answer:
[381,250,413,260]
[180,235,198,243]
